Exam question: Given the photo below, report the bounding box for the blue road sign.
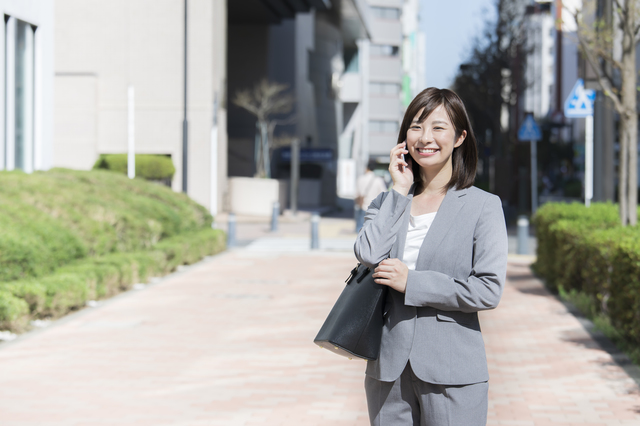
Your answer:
[564,79,596,118]
[517,114,542,141]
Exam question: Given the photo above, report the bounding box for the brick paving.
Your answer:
[483,259,640,425]
[0,217,639,425]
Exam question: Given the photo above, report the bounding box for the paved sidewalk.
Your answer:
[483,259,640,425]
[1,219,639,425]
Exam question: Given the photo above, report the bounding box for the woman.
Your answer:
[354,88,508,426]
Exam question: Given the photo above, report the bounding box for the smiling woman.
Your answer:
[354,87,508,426]
[394,88,478,201]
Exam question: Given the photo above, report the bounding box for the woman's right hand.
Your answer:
[389,141,413,196]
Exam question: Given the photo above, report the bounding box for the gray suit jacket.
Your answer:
[354,185,508,385]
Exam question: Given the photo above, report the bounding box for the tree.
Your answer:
[572,0,639,226]
[453,0,529,196]
[233,79,294,179]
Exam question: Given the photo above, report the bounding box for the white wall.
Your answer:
[54,0,227,213]
[0,0,55,171]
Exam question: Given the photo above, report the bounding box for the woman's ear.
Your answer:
[454,130,467,148]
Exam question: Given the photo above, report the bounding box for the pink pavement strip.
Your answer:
[1,245,640,425]
[0,249,369,426]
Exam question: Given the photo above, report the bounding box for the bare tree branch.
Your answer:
[578,36,625,113]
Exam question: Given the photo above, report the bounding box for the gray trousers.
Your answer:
[365,362,488,426]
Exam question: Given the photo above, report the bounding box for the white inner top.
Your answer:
[402,212,437,270]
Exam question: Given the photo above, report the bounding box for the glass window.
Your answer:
[371,7,401,20]
[370,82,400,96]
[382,83,400,95]
[370,44,399,57]
[344,47,359,73]
[6,19,35,172]
[370,120,399,134]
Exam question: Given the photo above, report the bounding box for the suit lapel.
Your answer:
[415,187,467,269]
[390,184,414,260]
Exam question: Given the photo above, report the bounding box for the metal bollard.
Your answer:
[517,215,529,255]
[271,201,279,232]
[311,213,320,250]
[227,213,236,248]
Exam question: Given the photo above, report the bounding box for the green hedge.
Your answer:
[533,202,640,345]
[0,168,211,281]
[0,229,225,331]
[93,154,176,180]
[0,228,226,331]
[0,169,225,332]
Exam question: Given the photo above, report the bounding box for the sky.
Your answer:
[421,0,498,89]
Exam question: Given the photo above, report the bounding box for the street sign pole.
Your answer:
[585,115,593,207]
[517,114,542,214]
[530,139,537,213]
[564,79,596,208]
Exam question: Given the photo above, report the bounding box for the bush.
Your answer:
[0,169,212,278]
[532,202,619,288]
[0,290,29,331]
[93,154,176,180]
[0,228,226,328]
[0,169,225,332]
[533,202,640,346]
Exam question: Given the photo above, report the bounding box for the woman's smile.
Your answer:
[416,147,439,156]
[406,105,466,173]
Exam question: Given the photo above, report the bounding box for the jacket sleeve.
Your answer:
[404,194,508,313]
[354,189,410,268]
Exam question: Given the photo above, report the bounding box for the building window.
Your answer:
[3,16,36,172]
[370,82,401,96]
[370,44,399,57]
[344,47,359,73]
[370,120,399,134]
[371,6,401,20]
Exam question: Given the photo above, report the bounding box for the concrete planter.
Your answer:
[229,177,279,216]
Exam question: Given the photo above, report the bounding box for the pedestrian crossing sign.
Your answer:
[564,79,596,118]
[517,114,542,141]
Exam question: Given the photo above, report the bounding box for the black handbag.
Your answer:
[314,262,388,360]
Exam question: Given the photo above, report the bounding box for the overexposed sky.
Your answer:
[421,0,497,89]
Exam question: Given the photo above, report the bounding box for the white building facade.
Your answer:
[335,0,425,202]
[53,0,228,213]
[0,0,55,173]
[523,2,555,119]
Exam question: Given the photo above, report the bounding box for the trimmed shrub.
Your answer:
[532,202,619,288]
[0,169,224,332]
[93,154,176,180]
[533,202,640,346]
[0,228,225,328]
[0,290,29,331]
[0,169,212,276]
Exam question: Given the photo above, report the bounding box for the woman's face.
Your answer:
[406,105,466,173]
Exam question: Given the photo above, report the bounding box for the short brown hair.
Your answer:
[397,87,478,191]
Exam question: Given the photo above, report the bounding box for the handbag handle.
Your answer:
[345,263,373,285]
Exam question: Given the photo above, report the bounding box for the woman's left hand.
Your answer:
[373,259,409,293]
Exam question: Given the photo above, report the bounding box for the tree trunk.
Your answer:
[254,122,264,178]
[620,2,638,226]
[620,117,630,225]
[260,122,270,179]
[627,112,638,226]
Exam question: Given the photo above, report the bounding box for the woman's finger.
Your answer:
[375,265,395,274]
